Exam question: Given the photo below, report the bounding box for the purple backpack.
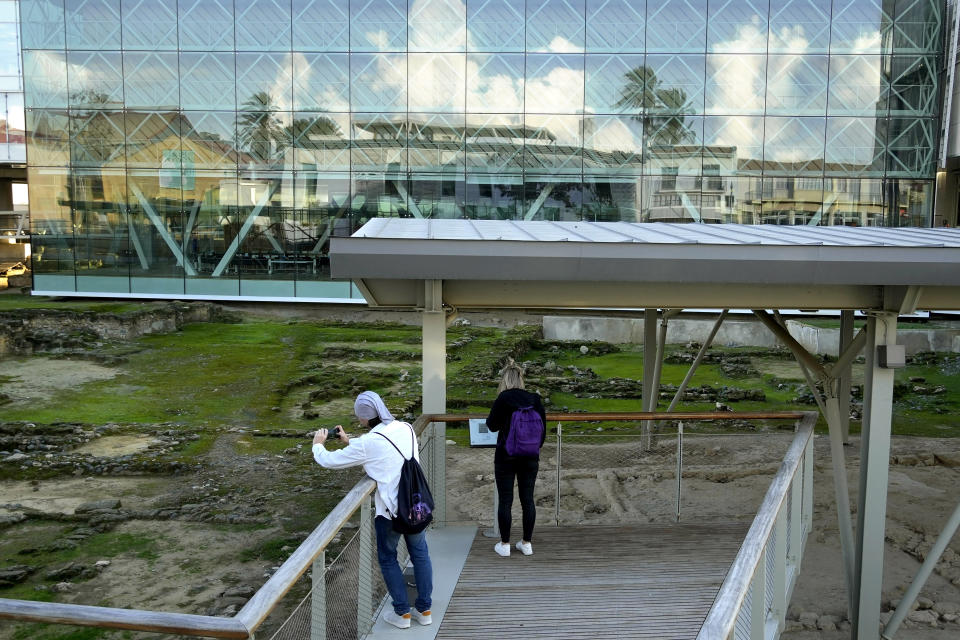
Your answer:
[505,406,544,457]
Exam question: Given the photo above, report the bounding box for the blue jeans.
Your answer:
[374,515,432,615]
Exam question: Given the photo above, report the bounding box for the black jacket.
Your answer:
[485,388,547,462]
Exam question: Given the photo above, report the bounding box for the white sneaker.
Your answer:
[411,609,432,625]
[515,540,533,556]
[384,610,411,629]
[494,542,510,557]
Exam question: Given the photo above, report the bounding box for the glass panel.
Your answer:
[465,174,524,219]
[126,169,187,280]
[768,0,831,54]
[583,115,643,176]
[586,0,644,53]
[237,53,293,113]
[705,54,765,115]
[65,0,121,49]
[465,113,524,172]
[887,179,931,227]
[351,173,405,224]
[293,53,349,111]
[766,55,828,116]
[0,24,20,75]
[822,177,886,226]
[886,55,937,117]
[641,173,706,222]
[468,0,524,52]
[23,50,68,109]
[67,51,123,110]
[581,176,641,221]
[760,177,824,224]
[408,112,465,174]
[645,115,703,175]
[524,114,582,173]
[29,167,75,275]
[294,0,349,51]
[123,52,179,110]
[67,168,128,281]
[70,110,126,167]
[292,112,350,170]
[236,0,292,51]
[830,0,893,54]
[527,0,586,53]
[27,109,70,166]
[643,55,705,115]
[121,0,177,50]
[827,55,886,115]
[179,0,236,51]
[523,176,583,220]
[21,0,66,50]
[293,171,350,275]
[352,54,406,112]
[824,116,885,177]
[181,111,238,170]
[646,0,707,53]
[180,52,237,111]
[707,0,768,54]
[466,53,524,113]
[236,109,291,170]
[184,169,240,287]
[525,54,584,114]
[409,0,465,52]
[892,0,941,55]
[352,113,406,172]
[703,115,762,174]
[763,116,825,176]
[884,117,934,178]
[350,0,406,52]
[409,175,466,218]
[409,53,466,112]
[584,54,645,115]
[225,170,292,288]
[125,111,181,168]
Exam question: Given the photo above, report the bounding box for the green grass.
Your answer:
[0,294,146,314]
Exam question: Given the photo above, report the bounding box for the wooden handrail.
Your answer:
[0,600,249,639]
[696,410,818,639]
[427,411,806,422]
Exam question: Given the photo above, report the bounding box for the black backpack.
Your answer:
[376,425,435,534]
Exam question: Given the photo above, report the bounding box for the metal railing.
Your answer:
[0,411,812,639]
[697,411,817,640]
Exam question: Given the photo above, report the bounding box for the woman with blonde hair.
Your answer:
[485,358,547,557]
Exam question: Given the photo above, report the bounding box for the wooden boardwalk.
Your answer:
[434,523,749,640]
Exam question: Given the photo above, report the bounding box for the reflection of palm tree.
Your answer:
[615,66,695,147]
[237,92,287,163]
[287,115,343,142]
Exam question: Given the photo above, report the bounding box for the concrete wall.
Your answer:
[542,315,960,355]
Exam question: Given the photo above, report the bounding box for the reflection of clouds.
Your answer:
[773,26,810,52]
[466,55,523,112]
[534,36,584,54]
[365,30,392,50]
[587,118,639,153]
[268,54,294,112]
[409,0,466,51]
[526,65,584,113]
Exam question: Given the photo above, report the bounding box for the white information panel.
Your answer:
[468,418,498,447]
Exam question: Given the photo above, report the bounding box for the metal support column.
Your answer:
[825,395,856,618]
[839,310,855,443]
[422,280,447,526]
[311,551,326,640]
[853,313,898,639]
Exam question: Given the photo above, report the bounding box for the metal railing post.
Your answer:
[772,508,788,632]
[431,421,446,528]
[356,496,373,637]
[311,551,326,640]
[555,422,562,526]
[676,422,683,522]
[750,547,767,640]
[803,434,813,535]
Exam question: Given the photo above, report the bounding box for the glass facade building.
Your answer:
[21,0,945,300]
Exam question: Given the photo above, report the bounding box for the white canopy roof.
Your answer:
[330,219,960,311]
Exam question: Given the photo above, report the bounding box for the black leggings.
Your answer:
[495,457,539,543]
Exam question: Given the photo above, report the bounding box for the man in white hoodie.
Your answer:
[312,391,433,629]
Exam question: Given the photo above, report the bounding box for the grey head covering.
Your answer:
[354,390,395,424]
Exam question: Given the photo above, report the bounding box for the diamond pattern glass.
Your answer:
[527,0,586,53]
[408,54,466,112]
[769,0,831,53]
[526,54,584,114]
[21,0,66,49]
[123,52,179,110]
[586,0,645,53]
[180,53,236,111]
[825,116,885,176]
[66,0,121,49]
[121,0,177,50]
[763,116,826,176]
[766,55,828,116]
[236,0,293,51]
[585,54,646,115]
[294,0,349,51]
[352,53,406,112]
[179,0,236,51]
[647,0,707,53]
[469,0,524,52]
[410,0,466,52]
[707,0,769,53]
[706,54,765,115]
[351,0,406,52]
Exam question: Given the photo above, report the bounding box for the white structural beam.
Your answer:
[125,211,150,270]
[422,280,446,525]
[392,180,423,218]
[853,312,898,639]
[523,184,554,221]
[129,183,197,276]
[666,310,728,412]
[212,181,280,277]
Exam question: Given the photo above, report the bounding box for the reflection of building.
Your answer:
[19,0,948,301]
[0,0,26,267]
